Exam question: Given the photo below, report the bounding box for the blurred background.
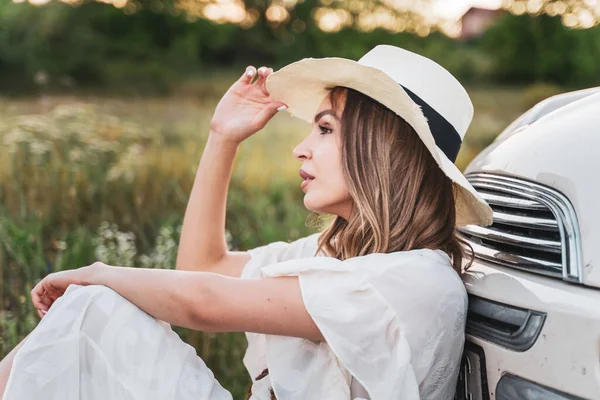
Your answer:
[1,0,600,396]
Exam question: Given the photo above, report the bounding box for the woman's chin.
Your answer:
[303,195,335,215]
[303,194,324,214]
[303,194,352,220]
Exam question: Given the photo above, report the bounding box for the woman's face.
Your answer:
[292,91,353,220]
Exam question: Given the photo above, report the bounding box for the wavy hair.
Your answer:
[244,86,475,400]
[314,86,474,274]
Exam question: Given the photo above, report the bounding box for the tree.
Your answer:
[499,0,600,29]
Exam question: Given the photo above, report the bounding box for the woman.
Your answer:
[0,45,492,400]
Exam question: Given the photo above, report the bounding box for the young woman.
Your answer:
[0,45,492,400]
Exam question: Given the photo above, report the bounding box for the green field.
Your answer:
[0,81,560,396]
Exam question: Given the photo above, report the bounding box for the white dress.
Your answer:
[3,233,467,400]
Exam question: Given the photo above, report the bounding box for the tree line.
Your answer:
[0,0,599,93]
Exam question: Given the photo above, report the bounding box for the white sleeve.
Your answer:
[259,253,430,400]
[240,233,320,279]
[240,233,320,386]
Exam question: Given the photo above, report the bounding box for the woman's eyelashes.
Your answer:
[318,125,332,135]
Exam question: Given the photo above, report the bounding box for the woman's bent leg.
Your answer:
[0,333,31,397]
[2,284,233,400]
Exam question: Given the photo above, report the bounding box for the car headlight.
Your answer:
[496,374,583,400]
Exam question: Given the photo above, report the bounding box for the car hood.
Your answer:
[465,91,600,287]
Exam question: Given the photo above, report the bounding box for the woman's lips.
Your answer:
[299,169,315,180]
[301,178,314,191]
[299,169,315,191]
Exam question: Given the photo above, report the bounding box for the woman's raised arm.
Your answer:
[175,65,287,276]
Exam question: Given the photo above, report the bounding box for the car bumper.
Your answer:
[462,260,600,400]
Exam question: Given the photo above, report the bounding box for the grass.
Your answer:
[0,78,559,396]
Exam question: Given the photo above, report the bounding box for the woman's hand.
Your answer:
[210,66,287,145]
[30,263,104,318]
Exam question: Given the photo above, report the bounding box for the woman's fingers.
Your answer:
[256,100,288,125]
[237,65,277,100]
[31,279,54,312]
[240,65,257,85]
[254,66,271,95]
[31,285,47,312]
[40,292,53,308]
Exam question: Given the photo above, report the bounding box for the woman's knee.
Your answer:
[66,283,121,301]
[54,284,129,319]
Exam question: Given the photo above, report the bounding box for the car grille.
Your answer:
[458,173,583,282]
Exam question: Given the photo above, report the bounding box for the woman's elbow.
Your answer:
[183,273,222,331]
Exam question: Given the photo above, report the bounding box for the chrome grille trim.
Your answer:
[465,225,561,254]
[479,191,547,211]
[492,210,558,231]
[459,173,583,283]
[465,241,563,276]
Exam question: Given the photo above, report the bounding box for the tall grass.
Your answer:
[0,97,315,396]
[0,81,538,396]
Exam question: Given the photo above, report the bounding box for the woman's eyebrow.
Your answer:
[314,109,339,124]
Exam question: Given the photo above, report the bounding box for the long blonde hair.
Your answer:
[314,86,474,274]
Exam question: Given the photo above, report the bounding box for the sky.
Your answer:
[434,0,504,19]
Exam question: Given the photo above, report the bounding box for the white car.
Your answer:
[455,87,600,400]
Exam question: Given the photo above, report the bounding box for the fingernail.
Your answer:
[277,105,287,112]
[41,309,47,314]
[246,69,255,77]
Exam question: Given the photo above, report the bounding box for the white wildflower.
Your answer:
[30,140,51,156]
[94,222,137,267]
[139,225,179,269]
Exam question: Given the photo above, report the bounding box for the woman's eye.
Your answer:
[319,125,332,135]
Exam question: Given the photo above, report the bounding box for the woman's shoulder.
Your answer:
[345,246,453,273]
[355,248,467,300]
[252,235,465,296]
[286,232,321,257]
[246,232,320,264]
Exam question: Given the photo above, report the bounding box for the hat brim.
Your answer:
[266,57,493,227]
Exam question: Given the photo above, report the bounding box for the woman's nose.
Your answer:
[293,141,312,161]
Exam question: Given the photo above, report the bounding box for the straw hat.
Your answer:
[265,44,493,227]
